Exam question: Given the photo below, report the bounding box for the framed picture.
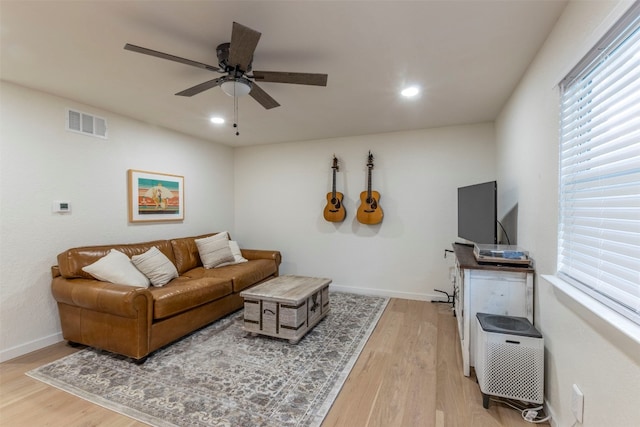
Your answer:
[128,169,184,222]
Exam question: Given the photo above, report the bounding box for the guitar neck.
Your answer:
[367,167,372,197]
[332,168,337,197]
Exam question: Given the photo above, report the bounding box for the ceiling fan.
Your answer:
[124,22,328,110]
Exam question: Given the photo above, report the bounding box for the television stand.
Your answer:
[451,243,534,376]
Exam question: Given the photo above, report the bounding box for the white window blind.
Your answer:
[558,2,640,325]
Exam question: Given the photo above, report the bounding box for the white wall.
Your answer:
[0,82,235,361]
[495,1,640,426]
[234,123,495,299]
[0,82,495,361]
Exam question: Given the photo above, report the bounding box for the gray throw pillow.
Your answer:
[131,246,179,287]
[195,232,235,269]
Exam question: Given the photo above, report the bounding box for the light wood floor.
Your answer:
[0,299,549,426]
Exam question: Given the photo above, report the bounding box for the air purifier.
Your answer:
[475,312,544,409]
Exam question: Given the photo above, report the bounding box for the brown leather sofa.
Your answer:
[51,232,281,362]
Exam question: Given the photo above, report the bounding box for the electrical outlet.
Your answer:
[571,384,584,423]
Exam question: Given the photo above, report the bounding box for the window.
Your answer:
[558,2,640,325]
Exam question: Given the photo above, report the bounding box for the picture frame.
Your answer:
[128,169,184,222]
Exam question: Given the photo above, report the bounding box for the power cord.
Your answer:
[523,409,538,422]
[489,397,551,424]
[497,220,511,245]
[521,406,551,424]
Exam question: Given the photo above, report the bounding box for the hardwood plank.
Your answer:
[0,342,145,427]
[0,298,548,426]
[322,298,438,427]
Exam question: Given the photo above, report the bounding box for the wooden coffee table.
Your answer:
[240,275,331,343]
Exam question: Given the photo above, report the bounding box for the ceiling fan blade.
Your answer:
[252,71,328,86]
[228,22,261,72]
[124,43,219,72]
[175,77,225,97]
[249,83,280,109]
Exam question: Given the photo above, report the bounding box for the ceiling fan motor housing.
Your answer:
[216,42,252,74]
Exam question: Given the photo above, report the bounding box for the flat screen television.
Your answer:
[457,181,497,244]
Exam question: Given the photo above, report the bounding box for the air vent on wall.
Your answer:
[66,108,108,139]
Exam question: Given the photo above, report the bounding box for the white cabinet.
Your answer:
[452,244,534,376]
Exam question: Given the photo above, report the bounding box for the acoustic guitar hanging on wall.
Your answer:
[323,155,346,222]
[357,151,383,225]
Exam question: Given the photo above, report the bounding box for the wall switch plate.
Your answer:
[571,384,584,423]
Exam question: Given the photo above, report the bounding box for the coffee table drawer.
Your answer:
[243,299,260,333]
[260,301,278,334]
[243,299,279,334]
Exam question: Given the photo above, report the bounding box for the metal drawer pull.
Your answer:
[263,309,275,315]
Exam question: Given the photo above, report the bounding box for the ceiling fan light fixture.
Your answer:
[401,86,420,98]
[221,77,252,97]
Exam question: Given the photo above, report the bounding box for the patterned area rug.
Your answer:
[28,292,388,427]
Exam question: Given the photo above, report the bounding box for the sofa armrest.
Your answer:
[240,249,282,266]
[51,276,152,318]
[51,265,61,278]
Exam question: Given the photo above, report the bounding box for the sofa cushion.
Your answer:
[82,249,150,288]
[195,232,235,268]
[183,259,277,293]
[131,246,179,287]
[149,277,233,320]
[58,239,175,279]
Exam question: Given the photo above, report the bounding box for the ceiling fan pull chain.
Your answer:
[234,89,240,136]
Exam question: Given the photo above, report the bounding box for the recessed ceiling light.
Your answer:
[401,86,420,97]
[210,117,225,124]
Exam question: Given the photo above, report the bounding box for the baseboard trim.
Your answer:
[329,283,448,302]
[545,399,558,427]
[0,332,63,363]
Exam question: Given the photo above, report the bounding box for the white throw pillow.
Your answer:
[82,249,150,288]
[195,232,235,269]
[131,246,178,287]
[216,240,249,267]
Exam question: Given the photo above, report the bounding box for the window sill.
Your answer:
[542,274,640,347]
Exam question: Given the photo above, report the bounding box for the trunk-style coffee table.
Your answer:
[240,275,331,343]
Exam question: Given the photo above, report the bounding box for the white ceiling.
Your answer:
[0,0,567,147]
